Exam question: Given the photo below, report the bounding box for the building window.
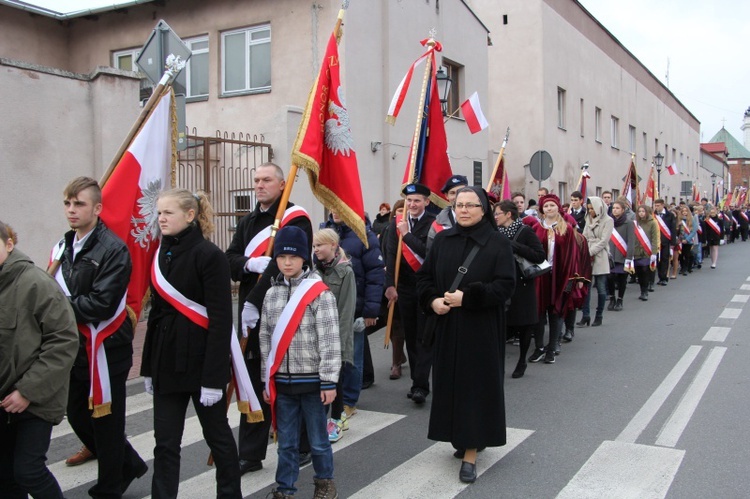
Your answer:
[595,107,602,142]
[473,161,482,186]
[580,98,584,137]
[596,186,602,197]
[611,188,620,199]
[185,36,209,99]
[629,125,636,154]
[680,181,692,197]
[643,132,648,160]
[222,25,271,96]
[112,48,141,71]
[558,182,567,200]
[611,116,619,149]
[557,87,566,129]
[443,60,462,117]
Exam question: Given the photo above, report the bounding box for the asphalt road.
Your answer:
[47,241,750,498]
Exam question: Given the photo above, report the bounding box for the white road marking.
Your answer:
[730,294,750,303]
[556,440,684,499]
[350,428,534,499]
[702,326,731,342]
[740,284,750,290]
[718,308,741,319]
[51,392,155,440]
[616,346,701,444]
[655,347,727,448]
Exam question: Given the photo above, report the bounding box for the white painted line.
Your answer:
[170,410,406,499]
[55,408,242,492]
[52,392,154,440]
[730,294,750,303]
[719,308,742,319]
[350,428,534,499]
[702,327,731,343]
[556,440,684,499]
[741,284,750,290]
[656,347,727,448]
[616,346,701,444]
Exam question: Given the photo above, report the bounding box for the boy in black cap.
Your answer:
[427,175,468,252]
[260,226,341,499]
[384,183,436,404]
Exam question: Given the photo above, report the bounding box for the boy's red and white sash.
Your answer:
[396,214,424,271]
[151,247,263,422]
[732,216,739,226]
[610,229,628,257]
[656,215,672,240]
[706,218,722,235]
[244,206,310,259]
[696,222,703,235]
[742,212,749,222]
[634,223,652,256]
[263,279,329,430]
[51,242,126,418]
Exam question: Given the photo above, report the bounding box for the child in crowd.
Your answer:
[260,226,341,499]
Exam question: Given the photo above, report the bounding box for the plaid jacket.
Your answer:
[260,269,341,391]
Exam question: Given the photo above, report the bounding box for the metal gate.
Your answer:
[176,130,273,251]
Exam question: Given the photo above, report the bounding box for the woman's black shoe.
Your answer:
[512,363,527,378]
[576,316,590,327]
[613,298,623,311]
[459,461,477,483]
[607,297,616,311]
[591,316,603,327]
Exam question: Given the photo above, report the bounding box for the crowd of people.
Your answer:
[3,163,748,498]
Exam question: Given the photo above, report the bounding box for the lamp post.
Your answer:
[435,66,452,116]
[654,152,664,199]
[711,173,717,205]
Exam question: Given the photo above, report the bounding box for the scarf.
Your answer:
[612,213,627,228]
[497,218,523,240]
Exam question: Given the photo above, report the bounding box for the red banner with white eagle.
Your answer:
[291,29,367,246]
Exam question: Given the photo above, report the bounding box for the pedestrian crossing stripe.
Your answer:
[51,391,154,440]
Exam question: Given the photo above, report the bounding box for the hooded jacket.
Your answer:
[0,250,78,424]
[582,197,614,275]
[314,249,356,364]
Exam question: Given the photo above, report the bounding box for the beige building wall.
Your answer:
[469,0,701,204]
[0,59,141,265]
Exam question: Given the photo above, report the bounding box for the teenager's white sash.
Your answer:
[634,223,652,256]
[244,206,310,259]
[706,218,722,235]
[610,229,628,257]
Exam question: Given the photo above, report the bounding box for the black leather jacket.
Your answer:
[59,220,134,377]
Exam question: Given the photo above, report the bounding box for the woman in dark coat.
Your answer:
[704,206,724,268]
[494,200,545,379]
[142,189,241,499]
[417,186,516,484]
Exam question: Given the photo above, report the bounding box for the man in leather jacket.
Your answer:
[58,177,147,498]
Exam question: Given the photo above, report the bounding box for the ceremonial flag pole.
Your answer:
[486,127,510,194]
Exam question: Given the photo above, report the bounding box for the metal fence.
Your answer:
[176,129,273,251]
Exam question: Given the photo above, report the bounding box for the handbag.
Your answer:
[511,227,552,279]
[422,243,481,347]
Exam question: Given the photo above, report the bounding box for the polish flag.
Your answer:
[666,162,679,175]
[99,89,175,320]
[460,92,489,134]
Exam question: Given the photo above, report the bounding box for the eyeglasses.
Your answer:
[455,203,483,210]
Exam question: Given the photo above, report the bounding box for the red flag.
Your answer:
[642,167,656,206]
[460,92,489,134]
[99,90,175,320]
[292,31,367,245]
[576,169,591,201]
[622,157,641,207]
[666,162,679,175]
[489,157,511,201]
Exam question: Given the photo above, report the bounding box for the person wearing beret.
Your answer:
[427,175,468,253]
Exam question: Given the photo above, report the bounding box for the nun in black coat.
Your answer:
[416,186,516,483]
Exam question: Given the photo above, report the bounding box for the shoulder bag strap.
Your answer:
[448,243,481,292]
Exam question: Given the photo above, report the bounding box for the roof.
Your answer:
[701,142,728,155]
[708,128,750,160]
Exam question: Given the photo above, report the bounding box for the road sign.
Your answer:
[529,150,553,182]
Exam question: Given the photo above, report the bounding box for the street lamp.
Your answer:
[654,152,664,199]
[436,66,452,116]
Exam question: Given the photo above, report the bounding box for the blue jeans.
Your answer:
[275,391,334,494]
[581,274,608,318]
[342,330,364,407]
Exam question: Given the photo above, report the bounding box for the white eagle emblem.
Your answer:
[130,179,162,249]
[325,86,355,156]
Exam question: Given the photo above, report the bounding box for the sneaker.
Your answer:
[343,405,357,419]
[327,419,343,443]
[337,416,349,431]
[528,348,546,363]
[544,351,556,364]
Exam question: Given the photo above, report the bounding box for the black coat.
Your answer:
[385,211,435,288]
[570,207,586,233]
[416,220,516,449]
[225,198,313,356]
[142,225,233,394]
[506,225,546,327]
[704,216,724,245]
[656,209,678,246]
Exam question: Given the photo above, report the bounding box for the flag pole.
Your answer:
[485,127,510,192]
[384,33,436,349]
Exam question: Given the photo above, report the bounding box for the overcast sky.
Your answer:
[26,0,750,145]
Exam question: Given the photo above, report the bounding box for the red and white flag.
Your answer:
[666,162,679,175]
[99,90,175,320]
[460,92,489,134]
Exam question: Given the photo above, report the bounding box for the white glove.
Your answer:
[245,256,272,274]
[353,317,366,333]
[200,387,223,407]
[241,302,260,335]
[144,377,153,395]
[624,259,634,274]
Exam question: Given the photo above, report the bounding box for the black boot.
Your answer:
[591,316,603,327]
[638,292,648,301]
[607,297,616,311]
[562,329,574,342]
[512,362,527,378]
[613,298,623,311]
[576,316,590,327]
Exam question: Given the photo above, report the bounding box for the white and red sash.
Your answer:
[706,218,722,235]
[610,229,628,257]
[696,222,703,235]
[396,213,424,271]
[718,212,724,220]
[431,219,447,235]
[151,247,263,422]
[656,215,672,240]
[51,242,127,418]
[742,212,749,223]
[244,206,310,259]
[681,220,691,237]
[732,216,739,226]
[633,223,653,256]
[263,279,329,430]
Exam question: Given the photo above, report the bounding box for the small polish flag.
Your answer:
[666,162,679,175]
[460,92,489,134]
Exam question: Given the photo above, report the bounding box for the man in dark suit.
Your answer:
[569,191,586,233]
[654,199,677,285]
[384,183,436,404]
